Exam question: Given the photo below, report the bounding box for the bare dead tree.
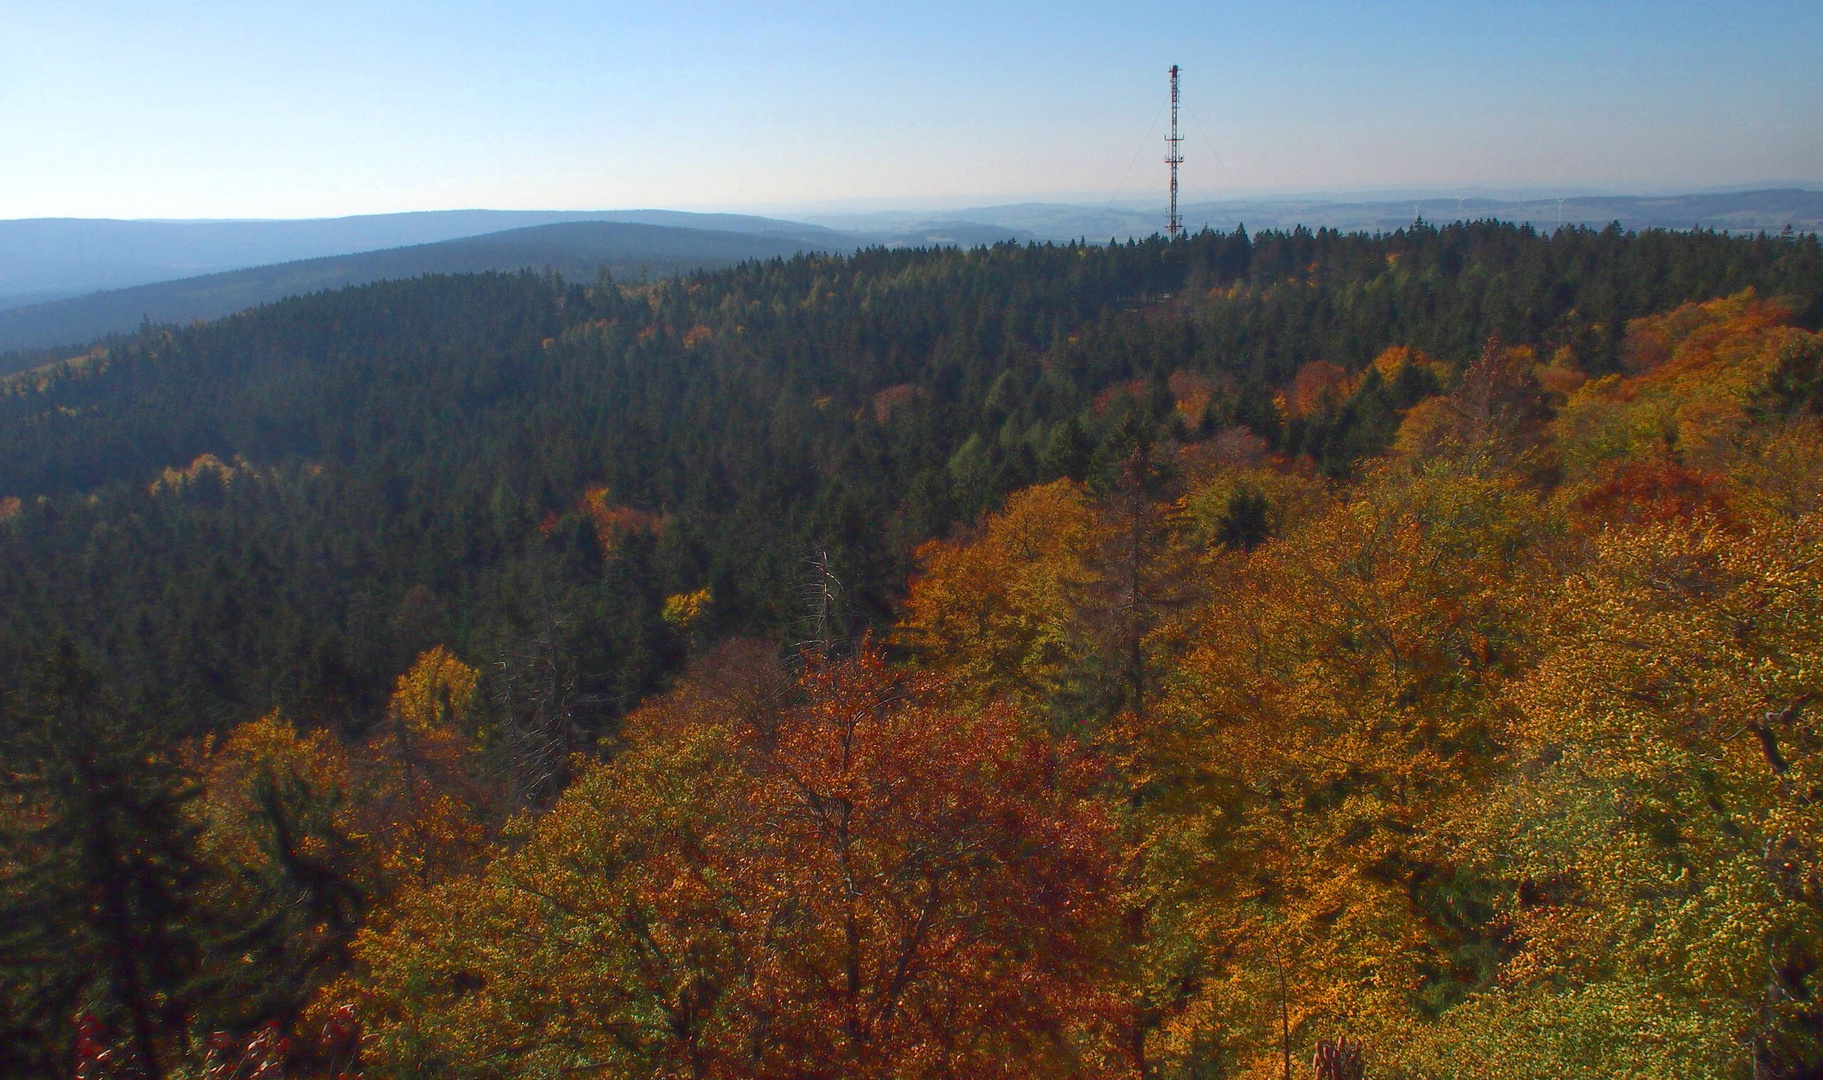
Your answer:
[792,549,845,661]
[486,597,601,814]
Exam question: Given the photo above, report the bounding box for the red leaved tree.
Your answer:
[341,639,1127,1080]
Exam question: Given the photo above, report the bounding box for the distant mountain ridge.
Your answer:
[0,209,857,309]
[0,220,856,356]
[808,188,1823,242]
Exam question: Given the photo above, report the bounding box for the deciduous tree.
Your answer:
[341,640,1126,1080]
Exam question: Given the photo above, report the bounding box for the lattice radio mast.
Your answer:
[1166,64,1184,239]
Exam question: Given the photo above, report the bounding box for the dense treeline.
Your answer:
[1,224,1822,1078]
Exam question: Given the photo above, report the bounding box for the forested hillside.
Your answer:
[0,220,854,355]
[3,223,1822,1079]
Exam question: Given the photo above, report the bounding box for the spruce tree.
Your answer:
[0,641,204,1080]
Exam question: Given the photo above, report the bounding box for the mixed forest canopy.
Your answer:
[3,220,1823,1079]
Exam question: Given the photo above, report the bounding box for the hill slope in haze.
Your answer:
[0,208,858,308]
[0,220,856,355]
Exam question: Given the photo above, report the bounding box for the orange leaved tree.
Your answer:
[896,477,1106,710]
[340,640,1127,1080]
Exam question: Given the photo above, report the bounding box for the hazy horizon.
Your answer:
[6,182,1822,228]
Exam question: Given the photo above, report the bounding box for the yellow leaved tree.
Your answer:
[1140,462,1560,1077]
[194,648,493,1030]
[896,478,1107,708]
[1400,515,1823,1080]
[359,645,490,886]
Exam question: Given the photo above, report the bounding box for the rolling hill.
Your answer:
[0,219,860,356]
[0,208,858,310]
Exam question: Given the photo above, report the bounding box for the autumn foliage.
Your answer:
[891,292,1823,1079]
[338,640,1125,1079]
[17,285,1823,1080]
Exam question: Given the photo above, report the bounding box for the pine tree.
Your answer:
[0,641,205,1079]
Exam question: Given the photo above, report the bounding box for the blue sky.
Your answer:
[3,0,1819,219]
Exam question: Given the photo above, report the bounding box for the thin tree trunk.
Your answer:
[1276,955,1290,1080]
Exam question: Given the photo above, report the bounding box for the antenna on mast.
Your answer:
[1166,65,1183,239]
